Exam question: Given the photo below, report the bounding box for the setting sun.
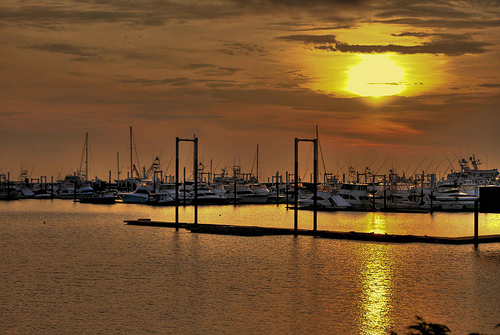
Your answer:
[346,54,406,97]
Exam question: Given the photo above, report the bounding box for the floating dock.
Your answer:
[124,219,500,244]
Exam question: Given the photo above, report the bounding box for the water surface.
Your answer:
[1,200,500,334]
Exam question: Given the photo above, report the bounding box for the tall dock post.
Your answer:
[276,171,280,206]
[175,137,180,229]
[51,176,54,198]
[313,138,318,232]
[294,139,299,235]
[294,137,318,235]
[194,137,198,225]
[474,200,479,249]
[176,136,199,227]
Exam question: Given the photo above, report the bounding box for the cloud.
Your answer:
[288,25,357,31]
[376,4,477,20]
[0,2,243,28]
[26,43,96,57]
[374,18,500,29]
[187,64,218,69]
[479,83,500,88]
[121,76,238,87]
[216,42,268,56]
[391,31,470,39]
[186,64,244,77]
[230,0,368,9]
[277,33,492,56]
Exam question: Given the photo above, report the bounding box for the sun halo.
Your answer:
[345,54,406,97]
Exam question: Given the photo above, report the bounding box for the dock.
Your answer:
[124,219,500,244]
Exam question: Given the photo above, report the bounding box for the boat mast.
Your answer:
[256,144,259,183]
[130,126,133,179]
[117,152,120,183]
[85,132,88,182]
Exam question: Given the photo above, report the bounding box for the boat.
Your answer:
[429,184,478,210]
[338,183,373,209]
[178,182,226,205]
[445,155,499,185]
[53,175,94,199]
[226,184,269,204]
[80,191,117,204]
[147,193,175,206]
[33,189,52,199]
[298,191,351,210]
[0,184,20,200]
[118,181,155,203]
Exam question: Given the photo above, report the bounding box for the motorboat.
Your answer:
[298,191,351,210]
[80,191,117,204]
[179,182,226,205]
[338,183,373,209]
[226,184,269,204]
[118,181,155,203]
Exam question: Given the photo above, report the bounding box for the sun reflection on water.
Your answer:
[357,245,395,335]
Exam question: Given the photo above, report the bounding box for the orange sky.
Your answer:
[1,0,499,181]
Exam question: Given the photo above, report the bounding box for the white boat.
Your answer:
[446,155,499,185]
[298,191,351,209]
[430,184,478,210]
[118,181,155,203]
[338,183,373,209]
[226,184,269,204]
[147,193,175,206]
[180,182,227,205]
[53,175,94,199]
[80,191,117,204]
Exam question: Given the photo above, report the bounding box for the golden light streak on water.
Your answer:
[358,245,394,335]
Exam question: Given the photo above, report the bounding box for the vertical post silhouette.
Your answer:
[176,136,199,228]
[294,137,318,235]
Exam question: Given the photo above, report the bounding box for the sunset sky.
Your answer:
[1,0,499,181]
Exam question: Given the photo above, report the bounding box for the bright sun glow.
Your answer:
[346,54,406,97]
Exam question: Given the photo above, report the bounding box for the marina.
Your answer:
[2,149,500,213]
[3,0,500,333]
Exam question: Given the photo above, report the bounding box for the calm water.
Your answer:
[1,200,500,334]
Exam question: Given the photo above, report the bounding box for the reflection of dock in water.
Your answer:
[124,219,500,244]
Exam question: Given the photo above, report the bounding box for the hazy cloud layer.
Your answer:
[278,34,492,56]
[1,0,500,177]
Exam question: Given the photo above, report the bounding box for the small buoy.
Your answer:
[43,221,46,224]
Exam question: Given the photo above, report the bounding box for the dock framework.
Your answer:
[124,219,500,245]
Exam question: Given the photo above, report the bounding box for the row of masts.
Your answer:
[4,126,498,189]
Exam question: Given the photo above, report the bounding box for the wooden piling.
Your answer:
[474,200,479,249]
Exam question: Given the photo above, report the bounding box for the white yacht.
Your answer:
[226,184,269,204]
[181,182,226,205]
[118,181,155,204]
[429,184,478,210]
[338,183,373,209]
[298,191,351,210]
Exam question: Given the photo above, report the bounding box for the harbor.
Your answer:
[3,0,500,332]
[2,134,500,214]
[2,199,500,334]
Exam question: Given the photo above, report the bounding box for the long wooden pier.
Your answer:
[124,219,500,244]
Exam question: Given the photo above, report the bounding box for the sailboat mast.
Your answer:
[117,152,120,183]
[256,144,259,183]
[85,132,88,182]
[130,126,133,179]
